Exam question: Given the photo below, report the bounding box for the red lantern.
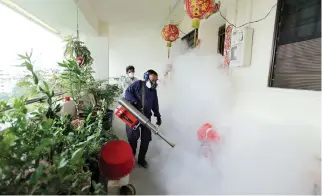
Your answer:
[203,0,221,19]
[161,24,179,58]
[184,0,212,29]
[184,0,212,47]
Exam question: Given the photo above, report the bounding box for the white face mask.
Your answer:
[128,72,134,78]
[146,81,152,88]
[146,80,157,89]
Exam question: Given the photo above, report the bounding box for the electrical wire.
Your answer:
[76,0,79,39]
[177,2,277,35]
[179,28,187,35]
[218,3,277,28]
[160,0,182,30]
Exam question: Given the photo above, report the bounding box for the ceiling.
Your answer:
[9,0,98,36]
[89,0,186,28]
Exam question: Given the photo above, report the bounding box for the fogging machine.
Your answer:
[115,97,175,148]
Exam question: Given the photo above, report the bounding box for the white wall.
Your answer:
[84,22,109,80]
[108,23,169,79]
[177,0,321,194]
[179,0,320,127]
[226,0,320,127]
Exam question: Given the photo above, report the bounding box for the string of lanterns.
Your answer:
[161,0,221,58]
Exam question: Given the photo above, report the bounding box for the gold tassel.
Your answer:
[167,42,172,59]
[191,18,200,48]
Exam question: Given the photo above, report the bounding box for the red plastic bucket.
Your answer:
[99,140,135,180]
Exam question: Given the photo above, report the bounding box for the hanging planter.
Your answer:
[184,0,212,47]
[161,24,179,59]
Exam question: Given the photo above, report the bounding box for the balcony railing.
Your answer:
[0,92,65,132]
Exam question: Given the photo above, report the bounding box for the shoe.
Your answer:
[137,159,148,168]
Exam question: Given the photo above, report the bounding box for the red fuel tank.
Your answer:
[115,106,140,129]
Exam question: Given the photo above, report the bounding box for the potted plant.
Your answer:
[60,36,121,129]
[0,52,117,194]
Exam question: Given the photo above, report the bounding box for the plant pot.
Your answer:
[87,157,100,193]
[120,184,136,195]
[103,109,114,130]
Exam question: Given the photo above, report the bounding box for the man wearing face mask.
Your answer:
[121,65,138,96]
[124,69,161,168]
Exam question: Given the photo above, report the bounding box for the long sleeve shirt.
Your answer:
[124,80,160,119]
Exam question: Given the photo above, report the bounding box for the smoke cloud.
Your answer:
[148,51,234,194]
[145,48,320,194]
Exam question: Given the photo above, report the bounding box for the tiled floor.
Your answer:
[112,118,167,195]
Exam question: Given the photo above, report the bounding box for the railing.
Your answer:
[0,92,65,132]
[0,92,65,112]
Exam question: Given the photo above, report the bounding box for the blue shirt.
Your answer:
[124,80,160,119]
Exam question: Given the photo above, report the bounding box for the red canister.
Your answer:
[99,140,135,180]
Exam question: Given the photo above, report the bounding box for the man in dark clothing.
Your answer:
[124,69,162,168]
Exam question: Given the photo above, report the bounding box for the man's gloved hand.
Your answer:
[133,102,143,111]
[156,116,162,126]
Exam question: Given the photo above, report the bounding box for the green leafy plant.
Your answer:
[60,36,121,116]
[91,83,122,110]
[0,53,113,195]
[64,36,93,65]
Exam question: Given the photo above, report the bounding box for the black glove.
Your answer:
[133,102,143,111]
[156,117,162,126]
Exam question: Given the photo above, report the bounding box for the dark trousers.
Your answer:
[126,123,152,161]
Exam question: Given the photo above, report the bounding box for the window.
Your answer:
[218,25,226,55]
[0,2,64,100]
[181,29,199,49]
[269,0,321,91]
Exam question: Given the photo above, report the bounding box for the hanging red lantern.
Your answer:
[184,0,212,46]
[203,0,221,19]
[161,24,179,58]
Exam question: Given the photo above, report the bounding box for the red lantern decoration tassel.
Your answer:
[203,0,221,19]
[184,0,213,46]
[161,24,179,59]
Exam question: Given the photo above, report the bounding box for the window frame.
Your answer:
[268,0,321,91]
[181,29,199,49]
[217,25,226,55]
[268,0,284,88]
